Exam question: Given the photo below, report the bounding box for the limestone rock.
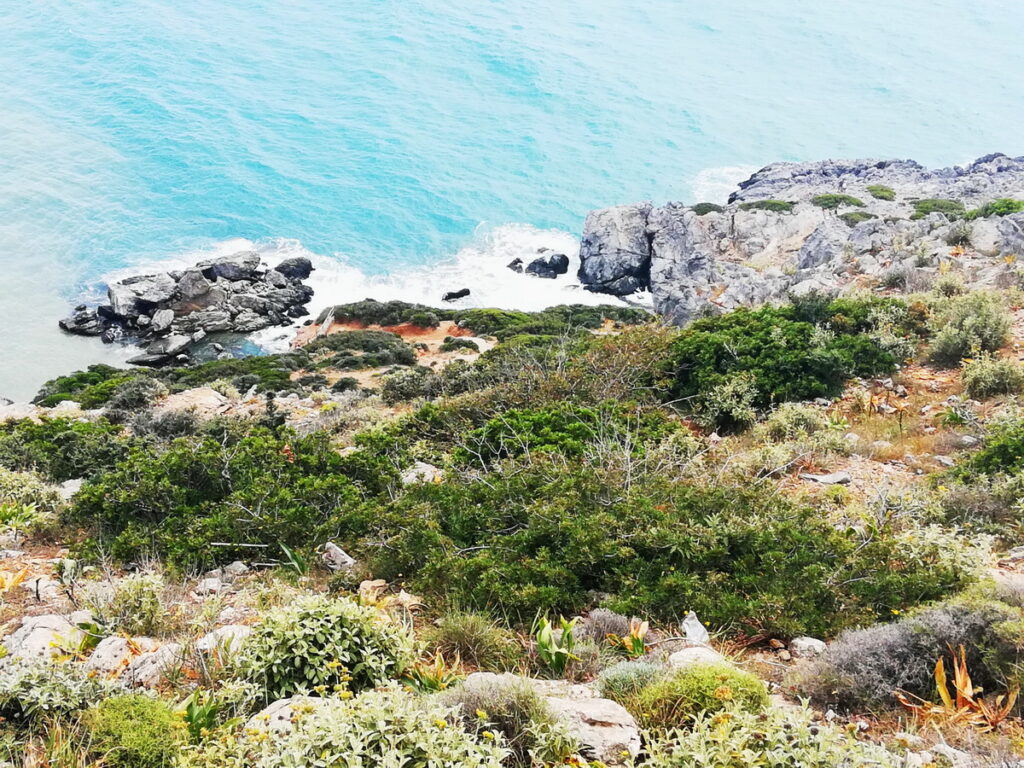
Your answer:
[668,646,727,671]
[401,461,443,485]
[789,636,827,659]
[198,251,260,281]
[525,251,570,279]
[196,624,252,655]
[86,635,158,675]
[246,696,326,735]
[544,696,640,765]
[577,203,653,295]
[4,615,80,661]
[321,542,356,571]
[799,471,852,485]
[275,256,314,280]
[122,643,183,688]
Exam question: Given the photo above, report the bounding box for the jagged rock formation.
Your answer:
[577,154,1024,323]
[58,252,314,365]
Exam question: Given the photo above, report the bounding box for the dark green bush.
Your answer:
[364,458,973,635]
[910,198,965,220]
[811,194,865,209]
[305,330,416,370]
[34,365,149,408]
[85,694,182,768]
[738,200,795,213]
[956,415,1024,479]
[453,304,648,340]
[440,336,481,353]
[840,211,876,227]
[70,425,374,566]
[0,417,133,482]
[331,376,360,393]
[966,198,1024,220]
[158,353,308,394]
[691,203,724,216]
[321,299,451,328]
[866,185,896,201]
[664,304,897,429]
[928,292,1010,365]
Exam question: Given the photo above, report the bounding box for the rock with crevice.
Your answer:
[122,643,183,688]
[4,614,81,660]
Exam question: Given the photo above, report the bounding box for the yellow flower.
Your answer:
[339,690,354,700]
[475,709,488,720]
[482,731,495,740]
[433,718,448,729]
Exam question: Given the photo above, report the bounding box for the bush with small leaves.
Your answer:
[945,221,974,247]
[104,377,168,414]
[966,198,1024,220]
[866,184,896,201]
[231,594,416,701]
[85,694,182,768]
[381,366,441,405]
[0,468,62,516]
[184,687,507,768]
[642,704,900,767]
[928,292,1011,365]
[911,198,965,220]
[98,572,165,636]
[441,336,481,353]
[963,354,1024,400]
[425,611,521,671]
[934,273,967,297]
[811,194,865,209]
[0,417,133,482]
[304,330,417,370]
[634,663,767,729]
[598,660,668,706]
[0,659,129,726]
[691,203,724,216]
[331,376,360,393]
[131,409,200,440]
[791,595,1023,712]
[576,608,631,643]
[443,676,576,768]
[738,200,794,213]
[840,211,876,227]
[757,402,828,442]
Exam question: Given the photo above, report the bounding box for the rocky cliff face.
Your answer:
[577,154,1024,323]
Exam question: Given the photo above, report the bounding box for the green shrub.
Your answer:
[304,330,416,370]
[366,458,973,635]
[598,660,668,705]
[158,353,308,394]
[691,203,724,216]
[910,198,965,220]
[866,184,896,201]
[738,200,794,213]
[0,659,128,725]
[425,612,520,671]
[664,304,897,429]
[757,402,828,442]
[792,595,1024,712]
[99,572,165,636]
[104,377,167,413]
[34,365,149,408]
[0,468,62,515]
[321,299,452,328]
[839,211,876,227]
[963,354,1024,399]
[185,687,507,768]
[443,677,575,767]
[966,198,1024,220]
[441,336,481,353]
[454,305,649,340]
[70,424,370,566]
[331,376,360,393]
[85,694,182,768]
[955,412,1024,479]
[811,194,865,209]
[928,292,1010,365]
[934,273,966,297]
[0,417,132,482]
[381,366,440,405]
[231,595,415,700]
[945,220,974,247]
[634,663,767,729]
[643,704,900,767]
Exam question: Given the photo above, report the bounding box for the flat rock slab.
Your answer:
[799,471,852,485]
[4,614,81,661]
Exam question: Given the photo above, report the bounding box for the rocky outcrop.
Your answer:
[577,154,1024,323]
[58,253,315,366]
[525,250,570,279]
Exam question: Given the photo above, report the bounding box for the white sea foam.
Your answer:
[690,165,761,204]
[95,224,651,355]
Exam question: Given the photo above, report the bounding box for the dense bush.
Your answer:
[305,330,417,369]
[364,458,975,635]
[0,468,62,515]
[811,194,865,209]
[962,354,1024,399]
[453,304,650,340]
[757,403,828,442]
[866,184,896,201]
[966,198,1024,219]
[664,303,899,429]
[738,200,794,213]
[691,203,723,216]
[321,299,449,328]
[33,364,147,408]
[85,694,182,768]
[425,611,521,671]
[441,336,481,353]
[0,417,133,482]
[634,663,767,729]
[0,659,128,725]
[792,595,1023,712]
[928,292,1010,365]
[443,676,574,767]
[643,705,900,767]
[70,424,373,565]
[97,572,165,636]
[910,198,965,220]
[231,595,415,700]
[185,688,507,768]
[955,412,1024,479]
[840,211,876,227]
[159,353,308,394]
[598,660,668,704]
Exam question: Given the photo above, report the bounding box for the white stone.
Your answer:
[667,646,727,671]
[789,636,827,659]
[194,577,223,596]
[196,625,252,655]
[4,614,80,660]
[224,560,249,578]
[798,471,852,485]
[246,696,327,735]
[122,643,183,688]
[321,542,356,571]
[400,461,443,485]
[85,636,158,676]
[544,696,641,766]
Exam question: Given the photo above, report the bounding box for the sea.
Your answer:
[1,0,1023,400]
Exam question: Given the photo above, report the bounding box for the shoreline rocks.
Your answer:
[58,253,315,366]
[576,154,1024,324]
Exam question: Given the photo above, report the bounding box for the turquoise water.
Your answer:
[2,0,1023,399]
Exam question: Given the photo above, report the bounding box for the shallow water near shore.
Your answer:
[2,0,1023,399]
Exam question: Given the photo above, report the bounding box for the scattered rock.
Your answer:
[934,455,955,468]
[224,560,249,578]
[442,288,471,302]
[274,256,314,280]
[681,610,710,645]
[4,615,80,661]
[194,577,223,596]
[247,696,327,735]
[789,636,827,659]
[544,696,640,765]
[525,251,570,279]
[668,646,727,671]
[799,471,852,485]
[321,542,356,571]
[86,636,158,675]
[401,460,443,485]
[959,435,980,448]
[507,258,524,273]
[122,643,183,688]
[196,625,252,655]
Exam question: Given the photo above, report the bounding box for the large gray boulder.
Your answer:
[198,251,261,281]
[275,256,314,280]
[577,203,653,295]
[122,643,183,688]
